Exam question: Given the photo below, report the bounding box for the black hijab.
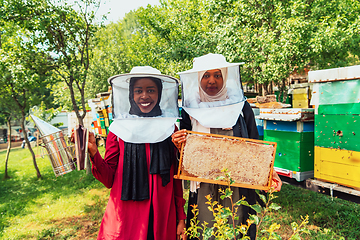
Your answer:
[129,77,163,117]
[121,76,175,201]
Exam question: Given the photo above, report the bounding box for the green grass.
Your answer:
[1,146,360,239]
[0,146,108,240]
[271,183,360,239]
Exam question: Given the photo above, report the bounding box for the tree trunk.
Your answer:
[69,90,90,175]
[21,112,41,178]
[279,78,288,103]
[3,118,12,180]
[68,79,85,127]
[262,83,269,96]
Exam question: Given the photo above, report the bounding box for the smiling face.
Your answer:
[133,78,159,113]
[200,69,224,96]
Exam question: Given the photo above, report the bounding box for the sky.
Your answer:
[97,0,160,24]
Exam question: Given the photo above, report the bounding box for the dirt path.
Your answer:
[0,141,23,151]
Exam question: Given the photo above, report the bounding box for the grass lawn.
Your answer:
[268,184,360,239]
[0,146,108,240]
[1,146,360,239]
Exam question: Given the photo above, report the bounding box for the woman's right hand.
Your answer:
[171,129,187,150]
[88,132,98,158]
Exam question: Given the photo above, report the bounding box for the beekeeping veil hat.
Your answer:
[178,53,245,129]
[108,66,179,143]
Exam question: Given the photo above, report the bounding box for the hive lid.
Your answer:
[255,108,315,121]
[308,65,360,83]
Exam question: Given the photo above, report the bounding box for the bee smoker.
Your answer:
[31,115,76,177]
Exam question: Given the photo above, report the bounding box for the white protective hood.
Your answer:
[178,54,245,129]
[108,66,179,143]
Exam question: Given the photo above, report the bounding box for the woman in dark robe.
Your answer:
[172,54,282,240]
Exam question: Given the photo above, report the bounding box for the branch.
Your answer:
[9,81,25,110]
[54,68,70,86]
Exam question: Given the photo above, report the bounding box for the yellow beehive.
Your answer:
[101,129,107,136]
[314,146,360,189]
[102,109,108,118]
[292,100,308,108]
[292,87,310,108]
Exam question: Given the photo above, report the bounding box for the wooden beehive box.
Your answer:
[309,65,360,189]
[256,108,315,181]
[314,146,360,189]
[174,131,277,191]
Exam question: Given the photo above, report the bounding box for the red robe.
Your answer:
[91,131,186,240]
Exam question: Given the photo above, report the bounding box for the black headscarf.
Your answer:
[129,77,163,117]
[121,76,175,201]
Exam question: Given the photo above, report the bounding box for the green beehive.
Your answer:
[256,108,315,181]
[309,65,360,189]
[315,104,360,151]
[311,81,360,152]
[318,103,360,115]
[264,130,314,173]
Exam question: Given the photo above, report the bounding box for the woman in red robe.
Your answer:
[87,67,187,240]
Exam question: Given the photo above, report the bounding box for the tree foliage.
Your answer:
[2,0,102,176]
[0,18,55,178]
[35,0,100,126]
[87,0,360,96]
[2,0,101,125]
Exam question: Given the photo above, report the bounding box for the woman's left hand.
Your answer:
[270,171,282,192]
[177,219,187,240]
[172,129,187,150]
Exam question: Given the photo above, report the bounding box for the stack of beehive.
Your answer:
[291,82,313,108]
[309,65,360,189]
[88,90,113,138]
[256,108,315,182]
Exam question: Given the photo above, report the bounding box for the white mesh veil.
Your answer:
[111,75,179,119]
[108,66,179,143]
[178,56,246,128]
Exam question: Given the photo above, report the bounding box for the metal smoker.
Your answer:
[31,115,76,177]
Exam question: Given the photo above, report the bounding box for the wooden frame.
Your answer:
[174,131,277,191]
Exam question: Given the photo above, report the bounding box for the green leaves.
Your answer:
[250,214,260,225]
[89,0,359,100]
[260,223,282,240]
[269,203,282,211]
[220,188,233,200]
[5,0,359,108]
[185,170,312,239]
[258,193,267,204]
[203,227,214,240]
[289,215,310,239]
[251,204,263,214]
